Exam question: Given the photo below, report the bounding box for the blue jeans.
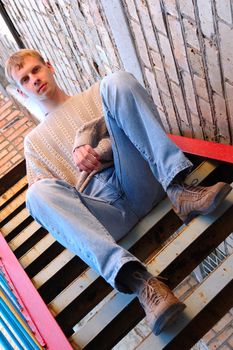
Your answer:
[26,72,192,292]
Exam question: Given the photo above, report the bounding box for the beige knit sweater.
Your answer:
[24,82,113,191]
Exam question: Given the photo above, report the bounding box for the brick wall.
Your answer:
[175,275,233,350]
[122,0,233,143]
[0,12,18,69]
[1,1,233,144]
[0,92,35,177]
[1,0,122,94]
[202,311,233,350]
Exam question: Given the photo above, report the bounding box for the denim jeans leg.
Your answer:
[81,167,139,241]
[26,178,142,291]
[100,71,193,217]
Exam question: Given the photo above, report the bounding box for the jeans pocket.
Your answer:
[83,169,122,205]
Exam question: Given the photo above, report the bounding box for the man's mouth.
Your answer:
[38,83,47,93]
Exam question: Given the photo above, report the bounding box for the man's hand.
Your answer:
[73,145,101,173]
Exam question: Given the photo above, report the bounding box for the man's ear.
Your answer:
[46,61,55,73]
[16,88,28,98]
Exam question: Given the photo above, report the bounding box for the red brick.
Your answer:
[131,21,151,67]
[150,50,170,96]
[170,81,190,130]
[227,334,233,348]
[6,109,21,122]
[182,71,198,115]
[202,329,216,344]
[8,124,29,141]
[3,127,15,138]
[168,16,189,72]
[23,126,35,136]
[213,93,230,144]
[135,0,158,52]
[147,0,166,34]
[220,345,232,350]
[0,150,17,166]
[208,326,233,349]
[0,149,8,159]
[7,145,14,152]
[12,116,30,130]
[218,21,233,83]
[0,119,8,129]
[0,140,9,151]
[0,161,13,177]
[0,100,12,115]
[144,68,162,109]
[12,137,23,147]
[125,0,138,21]
[199,98,215,141]
[179,0,195,19]
[216,0,232,23]
[205,39,223,96]
[190,113,204,139]
[26,120,35,127]
[194,75,209,101]
[159,33,179,84]
[197,0,214,38]
[161,92,180,135]
[163,0,178,16]
[0,108,12,120]
[11,154,23,164]
[213,313,233,333]
[17,143,24,152]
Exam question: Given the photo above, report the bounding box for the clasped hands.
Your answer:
[73,145,101,173]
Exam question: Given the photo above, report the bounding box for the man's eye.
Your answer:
[33,66,40,73]
[22,77,28,84]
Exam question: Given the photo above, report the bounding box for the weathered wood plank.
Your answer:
[9,220,41,251]
[32,249,75,288]
[69,188,233,348]
[137,254,233,350]
[0,190,27,222]
[0,177,27,208]
[19,235,56,268]
[0,161,26,196]
[1,208,30,237]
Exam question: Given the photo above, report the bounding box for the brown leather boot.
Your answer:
[167,181,232,224]
[138,276,185,335]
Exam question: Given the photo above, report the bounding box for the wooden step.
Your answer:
[1,157,233,350]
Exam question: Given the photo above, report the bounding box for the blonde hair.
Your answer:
[5,49,46,85]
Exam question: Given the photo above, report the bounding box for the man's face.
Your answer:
[11,56,57,101]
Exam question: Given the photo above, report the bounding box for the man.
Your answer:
[5,49,231,336]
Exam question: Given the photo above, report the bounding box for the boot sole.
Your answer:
[184,183,232,225]
[153,302,186,336]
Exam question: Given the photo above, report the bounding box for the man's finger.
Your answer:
[79,158,99,171]
[79,147,100,167]
[83,145,100,159]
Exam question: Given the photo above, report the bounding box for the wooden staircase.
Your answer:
[1,155,233,350]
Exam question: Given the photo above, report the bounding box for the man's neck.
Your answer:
[39,88,71,116]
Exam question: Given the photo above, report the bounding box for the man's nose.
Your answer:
[33,77,40,86]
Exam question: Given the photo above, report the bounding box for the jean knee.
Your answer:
[26,179,51,209]
[101,71,138,96]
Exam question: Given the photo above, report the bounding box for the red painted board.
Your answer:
[169,134,233,164]
[0,233,73,350]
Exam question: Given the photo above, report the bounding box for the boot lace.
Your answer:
[171,178,208,196]
[135,273,168,307]
[183,179,207,194]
